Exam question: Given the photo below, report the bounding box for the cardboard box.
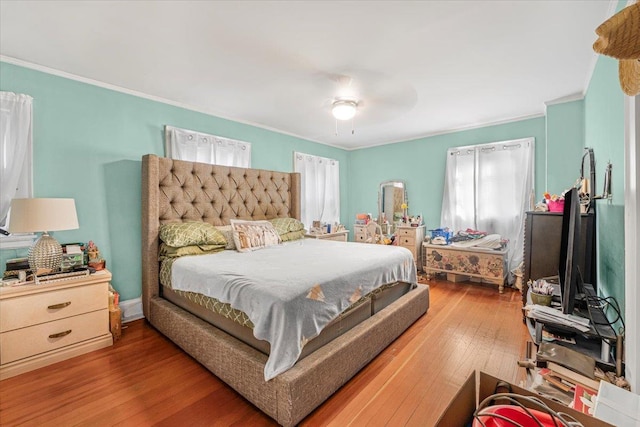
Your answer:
[109,307,122,342]
[436,371,613,427]
[447,273,469,282]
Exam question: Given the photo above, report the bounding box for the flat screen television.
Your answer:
[558,187,584,314]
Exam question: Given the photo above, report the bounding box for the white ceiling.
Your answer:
[0,1,612,150]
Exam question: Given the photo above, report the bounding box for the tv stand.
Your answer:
[524,284,617,367]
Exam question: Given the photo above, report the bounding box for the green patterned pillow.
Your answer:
[269,217,305,236]
[159,243,226,260]
[280,230,306,242]
[159,221,227,247]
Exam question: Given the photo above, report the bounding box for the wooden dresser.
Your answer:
[396,225,425,271]
[353,224,367,243]
[523,211,595,306]
[0,270,113,380]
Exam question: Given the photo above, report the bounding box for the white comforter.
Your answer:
[170,238,417,380]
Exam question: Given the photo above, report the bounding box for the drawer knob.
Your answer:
[49,329,72,339]
[48,301,71,310]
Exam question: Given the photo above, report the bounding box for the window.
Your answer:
[0,92,34,249]
[294,152,340,229]
[441,138,535,274]
[165,125,251,167]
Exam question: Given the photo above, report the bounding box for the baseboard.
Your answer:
[119,297,144,323]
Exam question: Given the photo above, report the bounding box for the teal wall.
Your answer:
[584,52,626,317]
[0,62,349,300]
[347,117,548,234]
[546,100,585,194]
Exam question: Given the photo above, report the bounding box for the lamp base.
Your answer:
[28,232,63,274]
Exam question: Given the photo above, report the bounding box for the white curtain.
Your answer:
[165,125,251,167]
[294,152,340,229]
[441,137,535,275]
[0,92,33,227]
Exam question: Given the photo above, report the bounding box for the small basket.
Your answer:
[547,199,565,212]
[530,292,553,306]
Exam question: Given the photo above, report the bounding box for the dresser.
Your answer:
[353,224,367,242]
[523,211,595,307]
[0,270,113,380]
[423,243,507,292]
[305,230,349,242]
[396,225,425,271]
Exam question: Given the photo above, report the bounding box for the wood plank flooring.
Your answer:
[0,278,530,426]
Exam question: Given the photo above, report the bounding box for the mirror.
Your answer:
[378,180,406,233]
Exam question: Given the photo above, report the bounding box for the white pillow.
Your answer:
[230,219,281,252]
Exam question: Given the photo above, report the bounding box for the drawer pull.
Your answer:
[49,330,72,339]
[48,301,71,310]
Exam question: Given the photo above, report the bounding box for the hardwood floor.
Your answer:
[0,279,529,426]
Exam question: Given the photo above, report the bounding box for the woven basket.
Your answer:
[530,292,552,306]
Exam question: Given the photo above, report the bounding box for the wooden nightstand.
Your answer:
[396,225,425,271]
[305,230,349,242]
[0,269,113,380]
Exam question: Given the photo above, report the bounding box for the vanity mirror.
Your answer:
[378,180,406,233]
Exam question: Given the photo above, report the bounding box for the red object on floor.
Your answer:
[473,405,562,427]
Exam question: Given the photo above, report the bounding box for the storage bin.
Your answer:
[547,199,565,212]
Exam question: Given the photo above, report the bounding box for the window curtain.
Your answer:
[165,126,251,167]
[441,137,535,275]
[0,92,33,227]
[294,152,340,229]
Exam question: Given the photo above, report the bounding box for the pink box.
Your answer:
[548,199,565,212]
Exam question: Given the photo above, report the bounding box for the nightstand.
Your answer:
[396,225,425,271]
[0,269,113,380]
[305,230,349,242]
[353,224,367,242]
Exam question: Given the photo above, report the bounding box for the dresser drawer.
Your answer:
[0,282,108,333]
[355,233,367,242]
[397,228,417,237]
[1,309,110,365]
[398,236,416,247]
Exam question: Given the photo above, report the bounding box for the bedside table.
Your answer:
[396,225,425,271]
[305,230,349,242]
[0,269,113,380]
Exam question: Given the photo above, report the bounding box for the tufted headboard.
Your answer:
[141,154,300,318]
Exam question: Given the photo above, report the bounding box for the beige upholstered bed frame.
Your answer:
[141,154,430,426]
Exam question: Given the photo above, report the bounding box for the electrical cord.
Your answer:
[584,294,624,349]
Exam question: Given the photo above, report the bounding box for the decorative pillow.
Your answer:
[214,225,236,250]
[159,221,227,247]
[269,217,305,236]
[230,219,281,252]
[159,243,226,260]
[280,230,306,242]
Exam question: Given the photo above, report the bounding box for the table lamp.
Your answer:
[8,198,79,273]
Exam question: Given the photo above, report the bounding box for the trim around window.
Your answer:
[0,233,36,250]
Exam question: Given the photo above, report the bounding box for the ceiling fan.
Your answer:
[322,71,417,136]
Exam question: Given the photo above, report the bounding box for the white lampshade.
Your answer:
[8,198,79,233]
[332,100,357,121]
[8,198,79,274]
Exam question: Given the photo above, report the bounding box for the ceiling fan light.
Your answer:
[332,100,357,121]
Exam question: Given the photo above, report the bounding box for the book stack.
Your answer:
[3,257,30,280]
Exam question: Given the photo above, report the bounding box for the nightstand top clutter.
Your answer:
[0,269,112,299]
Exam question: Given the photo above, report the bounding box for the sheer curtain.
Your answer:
[0,92,33,227]
[294,152,340,229]
[441,138,535,274]
[165,125,251,167]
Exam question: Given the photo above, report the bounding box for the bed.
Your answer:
[141,154,430,426]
